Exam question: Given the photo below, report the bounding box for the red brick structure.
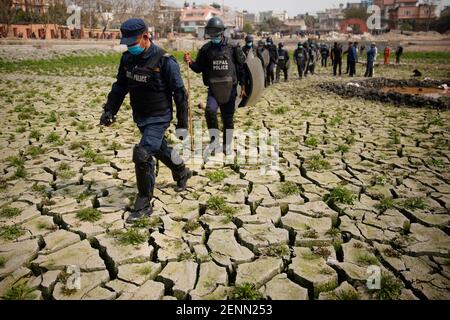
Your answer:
[339,18,369,34]
[0,24,121,40]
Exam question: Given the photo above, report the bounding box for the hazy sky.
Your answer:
[172,0,450,16]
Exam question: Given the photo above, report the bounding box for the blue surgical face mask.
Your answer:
[128,42,144,55]
[211,36,221,45]
[246,42,253,48]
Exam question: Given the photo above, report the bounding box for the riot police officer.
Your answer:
[306,43,317,75]
[242,34,255,57]
[100,18,192,223]
[276,42,289,82]
[294,42,308,79]
[257,40,270,88]
[320,43,330,67]
[265,37,278,86]
[184,17,247,156]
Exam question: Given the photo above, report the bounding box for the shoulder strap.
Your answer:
[143,46,167,69]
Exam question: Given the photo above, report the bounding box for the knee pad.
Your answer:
[133,145,151,166]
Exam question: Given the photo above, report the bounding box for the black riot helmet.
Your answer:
[205,17,225,38]
[258,40,265,47]
[278,42,284,48]
[266,37,273,44]
[245,34,254,43]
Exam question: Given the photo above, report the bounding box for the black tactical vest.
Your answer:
[124,47,172,117]
[202,43,236,105]
[277,49,287,68]
[295,48,307,63]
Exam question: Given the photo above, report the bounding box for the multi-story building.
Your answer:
[316,4,346,31]
[346,2,367,9]
[12,0,50,14]
[243,10,257,25]
[235,11,244,29]
[180,5,221,33]
[259,11,273,22]
[374,0,437,28]
[273,11,289,22]
[283,18,307,33]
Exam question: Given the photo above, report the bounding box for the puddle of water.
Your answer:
[381,86,450,99]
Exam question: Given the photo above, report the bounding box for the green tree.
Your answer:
[344,7,370,21]
[266,17,283,32]
[304,13,316,30]
[243,22,253,34]
[432,11,450,33]
[211,2,221,10]
[47,1,68,25]
[258,21,269,32]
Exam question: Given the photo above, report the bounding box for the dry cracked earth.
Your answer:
[0,48,449,300]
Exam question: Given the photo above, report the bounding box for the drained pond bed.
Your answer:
[320,78,450,109]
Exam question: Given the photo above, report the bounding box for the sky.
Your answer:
[171,0,450,16]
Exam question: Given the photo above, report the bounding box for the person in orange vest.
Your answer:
[384,46,390,65]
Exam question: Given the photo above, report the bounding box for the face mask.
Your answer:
[211,37,221,45]
[246,42,253,47]
[128,38,145,55]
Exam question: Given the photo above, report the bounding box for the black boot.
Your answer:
[154,138,192,192]
[127,146,153,223]
[174,167,193,192]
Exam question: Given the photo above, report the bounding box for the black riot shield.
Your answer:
[236,50,265,108]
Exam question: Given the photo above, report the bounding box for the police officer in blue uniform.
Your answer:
[100,18,192,223]
[265,37,278,86]
[275,42,289,83]
[183,17,247,156]
[294,42,308,79]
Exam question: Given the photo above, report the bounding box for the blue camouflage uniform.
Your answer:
[102,18,190,220]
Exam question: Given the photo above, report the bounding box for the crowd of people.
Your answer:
[242,35,405,83]
[101,16,406,222]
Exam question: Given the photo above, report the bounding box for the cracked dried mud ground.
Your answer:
[0,49,449,300]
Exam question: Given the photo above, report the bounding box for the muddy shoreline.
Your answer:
[320,78,450,109]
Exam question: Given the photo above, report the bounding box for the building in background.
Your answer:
[389,1,437,26]
[346,2,367,9]
[230,10,244,30]
[259,11,273,22]
[283,17,307,33]
[243,10,257,25]
[11,0,50,14]
[273,10,289,22]
[316,4,346,31]
[180,5,221,33]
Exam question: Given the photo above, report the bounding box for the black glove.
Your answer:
[99,110,115,126]
[174,87,189,130]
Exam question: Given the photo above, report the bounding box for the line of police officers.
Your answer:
[242,35,338,83]
[99,16,377,222]
[101,17,250,222]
